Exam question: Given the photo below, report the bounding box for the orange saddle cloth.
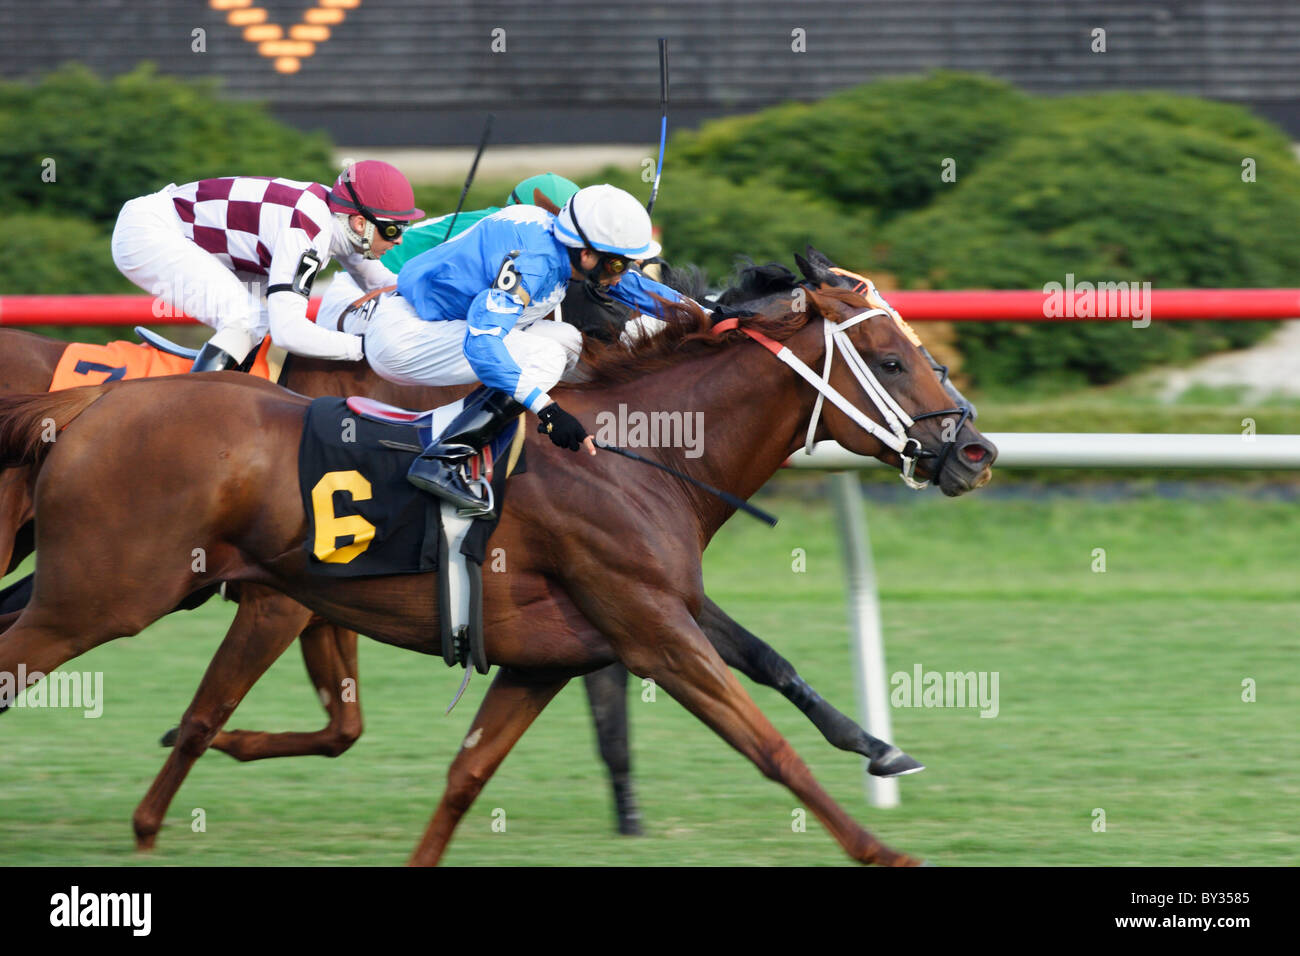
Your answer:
[49,338,281,392]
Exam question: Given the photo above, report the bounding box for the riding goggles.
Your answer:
[341,177,407,241]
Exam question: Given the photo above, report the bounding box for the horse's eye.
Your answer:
[881,360,903,374]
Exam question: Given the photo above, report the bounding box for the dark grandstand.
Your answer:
[2,0,1298,144]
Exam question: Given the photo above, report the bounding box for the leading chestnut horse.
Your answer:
[0,261,995,864]
[0,261,928,837]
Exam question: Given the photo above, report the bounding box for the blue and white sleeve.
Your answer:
[607,269,686,317]
[463,287,555,413]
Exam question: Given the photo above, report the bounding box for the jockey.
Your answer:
[315,173,580,335]
[364,183,685,512]
[110,161,423,371]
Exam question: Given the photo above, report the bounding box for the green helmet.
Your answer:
[507,172,580,210]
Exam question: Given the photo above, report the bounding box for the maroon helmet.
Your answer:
[328,160,424,224]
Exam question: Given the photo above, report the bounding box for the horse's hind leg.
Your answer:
[409,667,568,866]
[132,586,306,849]
[0,469,31,577]
[203,619,363,760]
[591,593,921,866]
[696,597,923,777]
[581,662,641,835]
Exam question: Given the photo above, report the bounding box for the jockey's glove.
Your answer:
[537,402,589,452]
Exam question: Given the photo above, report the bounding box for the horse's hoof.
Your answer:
[159,727,178,747]
[617,816,643,837]
[868,746,925,777]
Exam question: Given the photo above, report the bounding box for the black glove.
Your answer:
[536,402,589,452]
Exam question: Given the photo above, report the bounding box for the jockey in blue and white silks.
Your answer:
[363,183,684,512]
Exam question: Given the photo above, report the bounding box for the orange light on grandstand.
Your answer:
[227,8,266,26]
[275,57,302,74]
[210,0,252,10]
[320,0,361,8]
[260,40,316,58]
[290,24,330,42]
[305,8,345,25]
[244,24,282,42]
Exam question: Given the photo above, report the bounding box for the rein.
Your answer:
[712,303,965,491]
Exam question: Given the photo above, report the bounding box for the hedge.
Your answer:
[0,63,335,226]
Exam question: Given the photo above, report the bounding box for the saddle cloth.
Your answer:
[48,337,285,391]
[297,397,522,577]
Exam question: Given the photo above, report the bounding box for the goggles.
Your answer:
[599,254,631,276]
[341,177,407,241]
[568,202,631,279]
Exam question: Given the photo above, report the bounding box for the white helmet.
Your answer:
[553,184,661,259]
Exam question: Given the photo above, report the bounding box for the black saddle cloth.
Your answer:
[297,397,518,577]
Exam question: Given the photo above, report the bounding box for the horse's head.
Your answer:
[792,248,996,496]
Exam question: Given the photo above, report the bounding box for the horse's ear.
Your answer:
[795,249,835,286]
[533,189,562,214]
[794,252,819,283]
[807,246,837,271]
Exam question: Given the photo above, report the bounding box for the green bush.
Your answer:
[593,165,872,280]
[6,213,128,294]
[0,64,336,226]
[3,213,162,344]
[874,92,1299,388]
[674,71,1032,219]
[663,75,1298,390]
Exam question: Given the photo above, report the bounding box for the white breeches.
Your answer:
[110,187,267,360]
[315,271,371,335]
[363,293,583,396]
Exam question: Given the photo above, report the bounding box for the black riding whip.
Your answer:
[646,38,669,214]
[443,113,495,243]
[596,442,778,527]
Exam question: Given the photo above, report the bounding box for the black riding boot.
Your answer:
[190,342,241,373]
[407,386,524,513]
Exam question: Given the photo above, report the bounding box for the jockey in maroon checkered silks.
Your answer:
[110,160,423,372]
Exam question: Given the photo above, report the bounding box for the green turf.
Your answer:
[1,484,1296,865]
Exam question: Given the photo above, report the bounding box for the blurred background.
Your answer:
[0,2,1295,866]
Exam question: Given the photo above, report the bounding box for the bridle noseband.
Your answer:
[713,292,968,490]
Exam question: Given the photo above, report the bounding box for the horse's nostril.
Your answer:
[961,443,988,464]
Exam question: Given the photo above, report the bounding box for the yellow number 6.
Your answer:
[311,470,376,564]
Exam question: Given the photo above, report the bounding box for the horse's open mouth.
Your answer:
[936,440,997,496]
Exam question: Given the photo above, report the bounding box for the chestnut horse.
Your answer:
[0,259,995,865]
[0,262,925,836]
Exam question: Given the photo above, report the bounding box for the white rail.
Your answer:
[787,432,1300,808]
[791,433,1300,470]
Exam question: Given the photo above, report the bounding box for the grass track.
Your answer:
[1,484,1296,865]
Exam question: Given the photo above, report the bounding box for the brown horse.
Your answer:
[0,263,926,835]
[0,259,995,865]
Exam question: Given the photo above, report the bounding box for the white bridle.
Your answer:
[715,308,934,489]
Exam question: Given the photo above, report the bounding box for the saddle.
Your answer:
[323,396,526,686]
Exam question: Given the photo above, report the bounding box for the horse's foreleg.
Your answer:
[696,597,923,777]
[202,620,363,760]
[409,667,568,866]
[581,662,641,835]
[132,587,308,849]
[602,597,921,867]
